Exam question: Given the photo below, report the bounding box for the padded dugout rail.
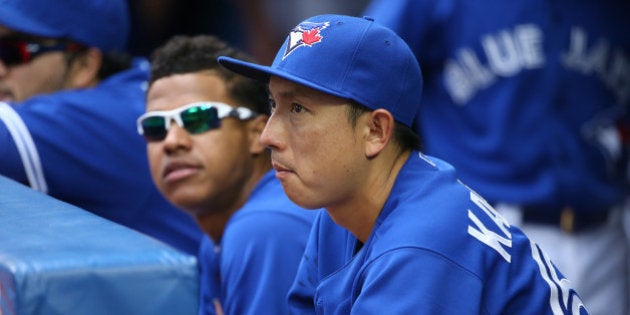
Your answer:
[0,175,199,315]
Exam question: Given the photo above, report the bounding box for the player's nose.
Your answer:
[163,121,193,153]
[260,112,284,152]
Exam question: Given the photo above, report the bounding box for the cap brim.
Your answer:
[218,56,274,83]
[0,7,60,38]
[218,56,352,101]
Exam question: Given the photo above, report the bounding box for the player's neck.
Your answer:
[196,156,272,242]
[196,211,233,242]
[327,149,410,243]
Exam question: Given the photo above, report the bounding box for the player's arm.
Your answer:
[0,102,44,189]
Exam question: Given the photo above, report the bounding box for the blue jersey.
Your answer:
[197,170,317,315]
[288,152,587,314]
[0,59,202,255]
[364,0,629,213]
[198,236,220,315]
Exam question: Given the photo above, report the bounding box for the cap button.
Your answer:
[363,16,375,22]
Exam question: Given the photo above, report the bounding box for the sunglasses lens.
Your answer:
[141,116,167,141]
[181,106,219,134]
[0,40,27,66]
[140,105,221,142]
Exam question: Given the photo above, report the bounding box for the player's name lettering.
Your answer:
[467,191,512,263]
[465,191,588,313]
[445,24,628,106]
[562,28,628,105]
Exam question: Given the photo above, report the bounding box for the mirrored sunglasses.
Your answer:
[137,102,257,142]
[0,37,84,66]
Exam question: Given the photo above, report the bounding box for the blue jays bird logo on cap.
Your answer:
[283,21,330,60]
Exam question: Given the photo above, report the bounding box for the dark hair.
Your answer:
[60,42,132,80]
[149,35,268,115]
[98,51,133,79]
[346,102,421,152]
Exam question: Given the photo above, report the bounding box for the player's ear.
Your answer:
[248,114,269,155]
[365,109,394,158]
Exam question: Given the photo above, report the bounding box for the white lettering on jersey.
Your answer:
[562,27,629,104]
[445,24,545,105]
[467,191,513,262]
[483,24,545,76]
[445,24,626,106]
[483,29,521,77]
[530,242,587,314]
[445,49,495,105]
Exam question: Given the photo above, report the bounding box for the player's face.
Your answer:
[262,76,369,210]
[0,27,72,102]
[145,72,262,215]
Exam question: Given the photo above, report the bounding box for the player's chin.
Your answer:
[165,189,208,214]
[281,183,322,210]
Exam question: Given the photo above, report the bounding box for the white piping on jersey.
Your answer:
[0,102,48,193]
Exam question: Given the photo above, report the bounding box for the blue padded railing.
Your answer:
[0,175,199,315]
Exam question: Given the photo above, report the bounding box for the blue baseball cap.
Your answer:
[0,0,129,52]
[218,14,423,128]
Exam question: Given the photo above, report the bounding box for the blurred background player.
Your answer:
[363,0,629,314]
[0,0,202,255]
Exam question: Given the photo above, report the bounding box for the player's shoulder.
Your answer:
[16,64,146,115]
[375,171,524,269]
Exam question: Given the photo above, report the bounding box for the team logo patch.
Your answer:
[282,21,330,60]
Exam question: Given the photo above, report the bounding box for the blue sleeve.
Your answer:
[220,211,312,315]
[0,105,29,185]
[355,248,484,314]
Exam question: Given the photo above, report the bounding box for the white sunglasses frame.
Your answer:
[136,102,257,137]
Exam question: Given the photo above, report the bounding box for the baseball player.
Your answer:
[363,1,630,314]
[0,0,202,255]
[218,14,589,314]
[143,35,317,315]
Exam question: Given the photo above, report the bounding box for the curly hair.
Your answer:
[149,35,268,115]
